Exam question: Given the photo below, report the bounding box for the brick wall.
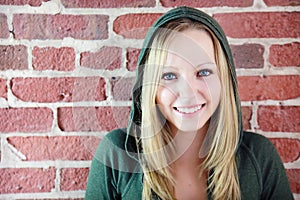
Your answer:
[0,0,299,199]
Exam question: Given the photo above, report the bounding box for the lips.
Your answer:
[174,104,204,114]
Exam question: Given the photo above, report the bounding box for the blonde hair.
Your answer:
[139,18,240,200]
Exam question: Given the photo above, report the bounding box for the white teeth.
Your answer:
[175,105,202,114]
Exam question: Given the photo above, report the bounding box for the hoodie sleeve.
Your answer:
[239,132,294,200]
[85,129,143,200]
[259,139,294,199]
[85,135,119,200]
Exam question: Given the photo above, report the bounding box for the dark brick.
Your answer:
[231,44,264,68]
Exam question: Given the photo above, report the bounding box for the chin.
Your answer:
[174,120,210,133]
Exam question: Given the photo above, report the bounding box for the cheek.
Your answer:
[156,85,175,106]
[204,76,221,103]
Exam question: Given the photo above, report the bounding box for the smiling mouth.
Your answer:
[174,104,204,114]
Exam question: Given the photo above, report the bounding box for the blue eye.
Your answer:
[162,73,177,80]
[197,69,212,77]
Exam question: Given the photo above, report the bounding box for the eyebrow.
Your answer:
[163,62,216,70]
[196,62,216,67]
[162,66,178,70]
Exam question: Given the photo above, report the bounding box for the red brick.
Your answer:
[32,47,75,71]
[160,0,253,7]
[286,169,300,193]
[111,77,134,101]
[0,167,55,193]
[270,138,300,163]
[80,46,122,70]
[238,75,300,101]
[126,48,140,71]
[60,168,89,191]
[113,13,162,39]
[58,106,130,132]
[269,42,300,67]
[0,78,7,99]
[264,0,300,6]
[11,77,106,103]
[231,44,264,68]
[13,14,108,40]
[0,107,53,133]
[0,13,9,38]
[61,0,155,8]
[0,0,49,6]
[214,12,300,38]
[0,45,28,70]
[242,106,252,130]
[258,106,300,132]
[7,136,99,160]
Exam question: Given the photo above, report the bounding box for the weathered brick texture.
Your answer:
[111,77,135,101]
[214,12,300,38]
[126,48,140,71]
[270,138,300,163]
[0,13,9,38]
[286,169,300,193]
[7,136,99,160]
[113,13,162,39]
[0,78,7,99]
[258,106,300,132]
[0,107,53,133]
[0,168,55,193]
[80,46,122,70]
[0,0,49,6]
[13,14,109,40]
[269,42,300,67]
[263,0,300,6]
[61,0,155,8]
[242,106,252,130]
[57,106,130,132]
[0,45,28,70]
[11,77,106,102]
[0,1,299,198]
[160,0,253,7]
[231,44,264,68]
[60,168,89,191]
[238,75,300,101]
[32,47,75,71]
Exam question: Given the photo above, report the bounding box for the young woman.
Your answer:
[85,6,293,200]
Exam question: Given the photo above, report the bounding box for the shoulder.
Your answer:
[100,128,138,152]
[95,128,141,173]
[102,128,128,149]
[239,131,280,160]
[240,131,274,150]
[238,131,276,175]
[237,131,293,199]
[86,129,143,199]
[238,131,280,169]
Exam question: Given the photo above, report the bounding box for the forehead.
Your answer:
[165,29,215,67]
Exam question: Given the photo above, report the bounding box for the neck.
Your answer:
[170,125,208,168]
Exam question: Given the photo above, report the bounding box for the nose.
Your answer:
[178,76,200,99]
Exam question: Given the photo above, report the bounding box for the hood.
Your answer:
[126,6,243,155]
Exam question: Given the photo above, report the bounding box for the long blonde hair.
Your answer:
[139,18,240,200]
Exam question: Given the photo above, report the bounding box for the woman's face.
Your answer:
[156,29,221,134]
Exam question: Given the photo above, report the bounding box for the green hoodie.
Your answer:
[85,7,293,200]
